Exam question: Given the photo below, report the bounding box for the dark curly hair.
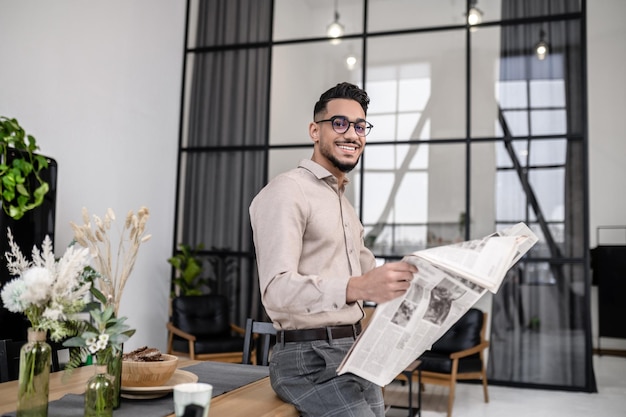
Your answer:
[313,82,370,118]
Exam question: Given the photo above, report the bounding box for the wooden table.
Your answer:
[0,360,298,417]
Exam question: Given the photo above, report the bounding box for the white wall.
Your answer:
[587,0,626,350]
[0,0,186,351]
[0,0,624,352]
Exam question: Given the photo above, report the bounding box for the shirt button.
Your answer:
[332,303,338,309]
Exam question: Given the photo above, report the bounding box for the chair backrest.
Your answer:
[0,339,23,382]
[0,339,64,382]
[242,318,276,366]
[171,295,232,337]
[431,308,485,354]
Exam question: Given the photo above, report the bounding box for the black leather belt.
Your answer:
[278,323,362,344]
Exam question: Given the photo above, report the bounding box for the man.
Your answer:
[249,82,418,416]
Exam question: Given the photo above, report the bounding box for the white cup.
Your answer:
[173,382,213,417]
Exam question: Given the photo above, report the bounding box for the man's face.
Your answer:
[309,98,367,174]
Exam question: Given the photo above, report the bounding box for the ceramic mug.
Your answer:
[173,382,213,417]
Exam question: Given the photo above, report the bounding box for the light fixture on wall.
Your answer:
[467,0,483,26]
[535,29,550,60]
[326,0,344,45]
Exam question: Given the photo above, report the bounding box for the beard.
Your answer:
[320,141,361,173]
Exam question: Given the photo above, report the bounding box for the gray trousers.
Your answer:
[269,336,385,417]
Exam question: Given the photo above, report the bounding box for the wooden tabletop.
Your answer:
[0,359,298,417]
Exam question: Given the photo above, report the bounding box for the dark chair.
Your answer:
[417,308,490,417]
[0,339,63,382]
[167,294,246,363]
[241,318,276,366]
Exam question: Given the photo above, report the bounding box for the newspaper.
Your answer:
[337,222,538,386]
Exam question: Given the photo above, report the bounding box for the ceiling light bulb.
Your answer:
[535,40,549,60]
[327,1,344,45]
[467,7,482,26]
[327,20,344,39]
[346,55,357,70]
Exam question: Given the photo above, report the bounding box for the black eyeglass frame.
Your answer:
[314,116,374,137]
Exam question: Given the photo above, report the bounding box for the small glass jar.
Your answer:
[84,364,114,417]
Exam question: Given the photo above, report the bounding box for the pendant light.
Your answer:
[467,0,483,26]
[535,29,549,60]
[327,0,344,45]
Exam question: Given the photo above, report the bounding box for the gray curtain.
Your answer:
[489,0,595,391]
[179,0,272,325]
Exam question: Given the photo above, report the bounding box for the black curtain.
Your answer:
[489,0,595,391]
[178,0,272,325]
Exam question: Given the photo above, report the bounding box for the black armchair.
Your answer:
[166,294,245,363]
[418,307,490,417]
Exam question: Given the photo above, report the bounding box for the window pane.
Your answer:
[471,26,502,138]
[426,143,466,245]
[496,80,528,108]
[500,110,529,136]
[496,170,526,220]
[269,40,363,145]
[398,76,431,112]
[528,168,565,222]
[366,79,398,114]
[530,110,567,135]
[530,80,566,107]
[496,140,529,167]
[470,142,497,239]
[268,148,313,181]
[529,139,567,165]
[367,31,466,140]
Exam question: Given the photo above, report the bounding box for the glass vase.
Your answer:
[84,365,114,417]
[17,328,51,417]
[106,347,123,409]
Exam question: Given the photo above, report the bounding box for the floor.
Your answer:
[384,354,626,417]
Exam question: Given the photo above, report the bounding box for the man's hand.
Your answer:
[346,261,418,304]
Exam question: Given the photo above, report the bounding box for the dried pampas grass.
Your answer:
[70,206,151,315]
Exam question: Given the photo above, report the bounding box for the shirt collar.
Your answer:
[298,159,351,186]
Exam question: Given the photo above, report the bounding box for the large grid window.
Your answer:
[177,0,592,392]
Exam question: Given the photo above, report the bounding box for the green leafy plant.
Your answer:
[168,243,209,296]
[62,286,135,371]
[0,116,49,220]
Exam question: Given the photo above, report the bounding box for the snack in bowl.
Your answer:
[121,346,178,387]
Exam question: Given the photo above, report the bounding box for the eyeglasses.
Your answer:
[315,116,373,137]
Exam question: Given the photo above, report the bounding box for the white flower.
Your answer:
[95,338,107,351]
[21,267,54,306]
[0,278,27,313]
[1,227,93,341]
[97,333,109,344]
[42,304,64,321]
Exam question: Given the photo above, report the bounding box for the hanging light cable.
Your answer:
[535,29,550,60]
[326,0,344,44]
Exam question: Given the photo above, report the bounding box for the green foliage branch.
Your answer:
[0,116,49,219]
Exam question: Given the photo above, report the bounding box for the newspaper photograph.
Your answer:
[337,222,538,386]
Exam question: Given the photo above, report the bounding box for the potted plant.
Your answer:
[168,243,211,296]
[0,116,49,220]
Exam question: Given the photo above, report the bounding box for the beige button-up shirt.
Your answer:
[249,159,376,330]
